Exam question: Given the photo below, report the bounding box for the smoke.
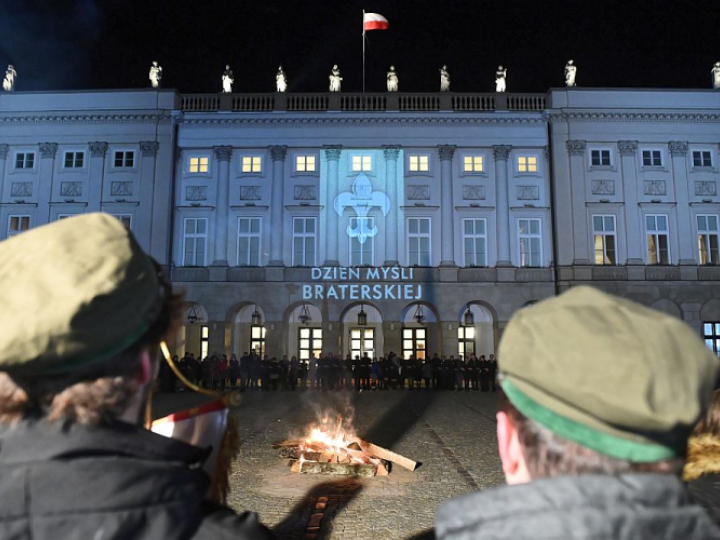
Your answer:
[0,0,102,90]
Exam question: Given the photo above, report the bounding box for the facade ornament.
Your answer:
[39,142,58,158]
[439,65,450,92]
[111,182,133,196]
[276,66,287,93]
[696,181,717,196]
[591,180,615,195]
[149,61,162,88]
[0,144,8,159]
[382,145,401,161]
[186,186,208,201]
[643,180,667,196]
[213,145,233,162]
[495,66,507,93]
[668,140,689,157]
[334,173,390,245]
[323,145,342,162]
[712,62,720,90]
[222,65,234,93]
[617,140,638,155]
[407,186,430,200]
[140,141,160,157]
[294,185,316,200]
[387,66,399,92]
[492,145,512,162]
[89,141,108,158]
[462,185,485,200]
[240,186,261,200]
[564,60,577,87]
[329,65,343,92]
[438,145,457,161]
[60,182,83,197]
[566,139,587,155]
[3,64,17,91]
[270,145,288,162]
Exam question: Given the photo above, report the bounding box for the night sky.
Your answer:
[1,0,719,94]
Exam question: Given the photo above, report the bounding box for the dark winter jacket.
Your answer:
[685,433,720,527]
[435,473,720,539]
[0,420,273,540]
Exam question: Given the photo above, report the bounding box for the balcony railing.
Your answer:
[180,92,547,113]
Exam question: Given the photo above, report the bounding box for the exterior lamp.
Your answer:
[299,304,311,326]
[414,304,425,325]
[358,304,367,326]
[251,305,262,326]
[463,306,474,327]
[187,305,201,325]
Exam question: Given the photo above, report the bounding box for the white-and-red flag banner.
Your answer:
[363,13,389,32]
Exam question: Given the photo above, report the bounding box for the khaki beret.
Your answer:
[0,213,163,375]
[499,286,718,462]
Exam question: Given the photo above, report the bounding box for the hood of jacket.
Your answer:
[685,433,720,482]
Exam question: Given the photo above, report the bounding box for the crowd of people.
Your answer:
[159,351,499,393]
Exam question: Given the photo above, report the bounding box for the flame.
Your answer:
[298,414,377,466]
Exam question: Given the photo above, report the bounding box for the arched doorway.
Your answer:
[341,303,384,359]
[400,302,438,359]
[232,304,266,357]
[288,303,323,360]
[457,303,495,359]
[178,303,209,358]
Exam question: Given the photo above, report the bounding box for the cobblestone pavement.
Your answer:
[153,389,504,539]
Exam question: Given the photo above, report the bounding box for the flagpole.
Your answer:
[362,10,366,93]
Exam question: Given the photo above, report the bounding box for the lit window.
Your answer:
[114,151,134,168]
[698,215,720,265]
[409,155,429,172]
[518,218,542,267]
[201,325,209,359]
[292,217,316,266]
[703,322,720,358]
[693,151,713,168]
[242,156,262,173]
[350,328,375,359]
[299,327,323,360]
[642,150,662,167]
[403,327,426,360]
[646,214,670,265]
[592,215,616,265]
[463,219,487,267]
[296,155,316,172]
[518,156,538,173]
[407,217,431,266]
[63,151,84,168]
[238,217,261,266]
[352,155,372,172]
[8,215,30,237]
[251,325,266,357]
[189,156,209,173]
[15,152,35,169]
[463,156,483,172]
[458,326,475,359]
[591,150,612,167]
[183,217,208,266]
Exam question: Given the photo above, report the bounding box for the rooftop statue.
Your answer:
[329,65,342,92]
[440,65,450,92]
[149,61,162,89]
[712,62,720,90]
[565,60,577,87]
[387,65,398,92]
[495,66,507,93]
[276,65,287,93]
[3,64,17,92]
[222,65,234,93]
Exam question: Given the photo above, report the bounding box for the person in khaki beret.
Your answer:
[0,214,272,540]
[436,287,720,539]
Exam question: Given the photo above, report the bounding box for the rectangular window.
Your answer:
[189,156,209,174]
[403,327,426,360]
[698,215,720,265]
[56,214,77,220]
[299,327,323,360]
[463,155,484,172]
[63,151,84,168]
[237,217,261,266]
[352,155,372,172]
[15,152,35,169]
[592,215,617,265]
[409,155,429,172]
[407,217,431,266]
[251,325,266,357]
[463,218,487,267]
[111,214,132,230]
[349,216,374,266]
[703,322,720,358]
[292,217,316,266]
[8,215,30,237]
[642,150,662,167]
[693,151,713,168]
[242,156,262,173]
[113,151,134,168]
[183,217,208,266]
[201,325,209,360]
[517,156,538,173]
[646,214,670,265]
[350,328,375,359]
[591,150,611,167]
[295,155,316,172]
[458,326,475,359]
[518,218,542,267]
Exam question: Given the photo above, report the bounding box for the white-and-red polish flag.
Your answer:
[363,13,389,32]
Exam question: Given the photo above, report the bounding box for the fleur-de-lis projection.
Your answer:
[334,173,390,245]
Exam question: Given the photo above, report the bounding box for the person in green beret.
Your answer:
[0,213,273,540]
[436,286,720,539]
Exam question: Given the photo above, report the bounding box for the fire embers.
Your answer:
[274,415,417,477]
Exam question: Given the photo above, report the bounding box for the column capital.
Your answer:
[617,140,638,156]
[140,141,160,157]
[668,140,689,157]
[0,144,8,159]
[89,141,108,158]
[270,145,288,162]
[566,140,586,156]
[39,142,58,158]
[323,145,342,162]
[383,145,401,161]
[492,145,512,162]
[213,145,233,162]
[438,145,457,161]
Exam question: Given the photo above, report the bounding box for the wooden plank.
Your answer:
[360,441,418,471]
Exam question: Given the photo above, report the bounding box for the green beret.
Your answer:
[499,286,718,462]
[0,213,163,375]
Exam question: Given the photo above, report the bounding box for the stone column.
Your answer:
[268,146,287,266]
[323,145,342,266]
[0,144,8,200]
[438,145,457,267]
[618,141,643,264]
[137,141,160,254]
[383,145,401,266]
[493,145,512,267]
[669,141,695,264]
[212,146,233,266]
[87,142,107,213]
[37,143,58,226]
[566,140,591,265]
